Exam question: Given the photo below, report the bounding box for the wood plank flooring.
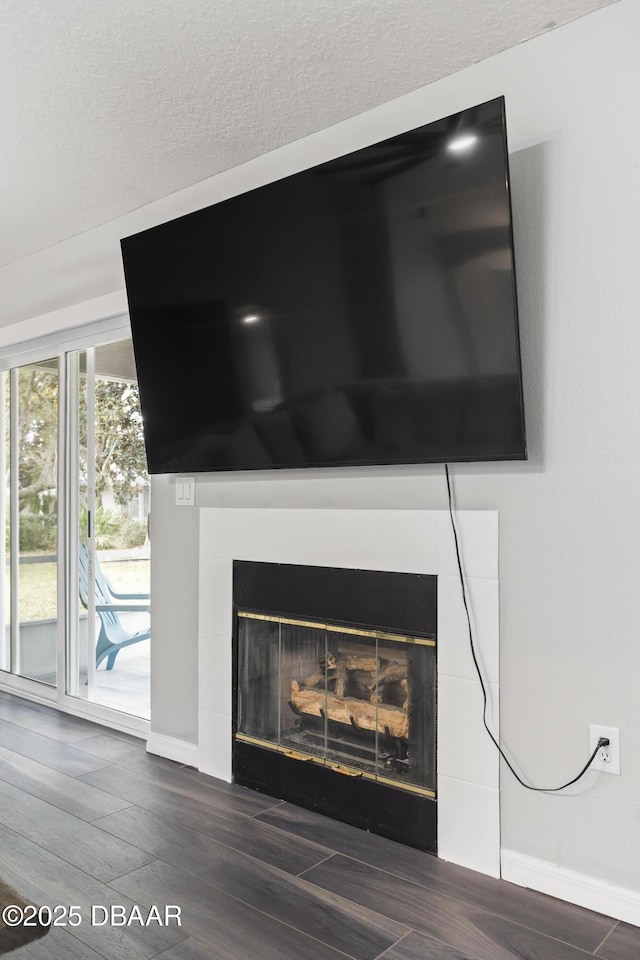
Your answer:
[0,690,638,960]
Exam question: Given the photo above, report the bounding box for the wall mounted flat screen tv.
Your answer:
[122,96,526,474]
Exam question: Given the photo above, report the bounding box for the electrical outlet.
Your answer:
[590,725,620,776]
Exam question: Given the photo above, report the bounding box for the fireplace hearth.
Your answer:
[232,561,438,851]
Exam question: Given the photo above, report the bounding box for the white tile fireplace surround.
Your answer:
[197,508,500,878]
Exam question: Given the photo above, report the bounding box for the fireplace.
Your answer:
[232,561,438,851]
[195,506,500,878]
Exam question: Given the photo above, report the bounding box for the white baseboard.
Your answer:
[502,849,640,927]
[146,732,199,768]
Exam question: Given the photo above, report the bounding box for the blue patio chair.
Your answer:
[79,542,151,670]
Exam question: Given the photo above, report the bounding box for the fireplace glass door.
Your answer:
[236,612,436,796]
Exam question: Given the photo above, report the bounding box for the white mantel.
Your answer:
[196,507,500,878]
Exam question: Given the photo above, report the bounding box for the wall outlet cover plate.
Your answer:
[590,724,620,776]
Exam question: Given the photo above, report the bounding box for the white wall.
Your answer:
[2,0,639,901]
[155,1,640,898]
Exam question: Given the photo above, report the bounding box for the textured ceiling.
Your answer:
[0,0,615,269]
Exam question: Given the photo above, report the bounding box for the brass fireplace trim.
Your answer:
[235,732,436,798]
[237,611,436,647]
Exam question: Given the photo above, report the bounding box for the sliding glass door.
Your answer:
[1,359,60,686]
[67,338,150,718]
[0,330,150,724]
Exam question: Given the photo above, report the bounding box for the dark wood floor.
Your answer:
[0,691,638,960]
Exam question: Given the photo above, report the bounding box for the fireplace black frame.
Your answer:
[232,561,438,853]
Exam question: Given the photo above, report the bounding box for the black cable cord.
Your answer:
[444,463,607,792]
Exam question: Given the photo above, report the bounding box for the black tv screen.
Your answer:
[122,96,526,474]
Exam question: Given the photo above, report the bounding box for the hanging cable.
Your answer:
[444,464,607,792]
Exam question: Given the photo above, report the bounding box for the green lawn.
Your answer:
[9,560,151,622]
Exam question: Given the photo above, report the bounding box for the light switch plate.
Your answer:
[176,476,195,506]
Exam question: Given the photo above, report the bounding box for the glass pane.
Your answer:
[280,622,327,762]
[374,639,436,792]
[321,631,382,776]
[0,372,9,673]
[237,617,281,743]
[70,350,90,701]
[70,339,151,718]
[16,359,59,685]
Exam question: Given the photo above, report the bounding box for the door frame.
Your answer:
[0,312,150,737]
